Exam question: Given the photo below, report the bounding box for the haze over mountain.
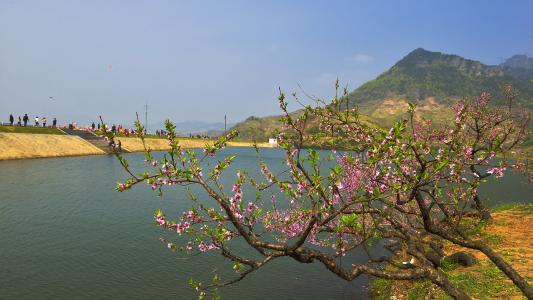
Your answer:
[149,120,235,135]
[499,54,533,83]
[500,54,533,70]
[233,48,533,141]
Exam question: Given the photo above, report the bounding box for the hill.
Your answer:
[231,115,284,141]
[233,48,533,141]
[347,48,533,127]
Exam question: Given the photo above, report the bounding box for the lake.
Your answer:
[0,148,531,299]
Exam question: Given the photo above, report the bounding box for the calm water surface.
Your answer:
[0,148,531,299]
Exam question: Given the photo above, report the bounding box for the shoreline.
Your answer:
[0,133,277,161]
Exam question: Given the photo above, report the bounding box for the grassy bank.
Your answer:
[0,125,65,135]
[371,204,532,299]
[0,133,104,160]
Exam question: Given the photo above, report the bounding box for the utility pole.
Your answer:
[224,114,227,134]
[144,103,148,134]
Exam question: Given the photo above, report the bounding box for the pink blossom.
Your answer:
[247,202,255,212]
[487,167,506,178]
[198,242,207,252]
[155,217,165,226]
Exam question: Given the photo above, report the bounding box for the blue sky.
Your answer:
[1,0,532,127]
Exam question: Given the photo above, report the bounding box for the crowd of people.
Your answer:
[188,133,212,139]
[7,113,57,128]
[6,114,215,141]
[95,123,136,136]
[155,129,168,137]
[155,130,212,139]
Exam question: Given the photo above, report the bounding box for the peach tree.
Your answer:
[107,84,530,299]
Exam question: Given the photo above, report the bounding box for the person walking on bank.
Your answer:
[91,122,95,131]
[53,118,57,128]
[17,116,22,126]
[111,124,116,135]
[9,114,14,126]
[34,116,39,127]
[42,117,47,128]
[23,114,29,127]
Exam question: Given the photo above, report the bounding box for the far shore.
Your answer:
[115,136,275,153]
[0,132,276,161]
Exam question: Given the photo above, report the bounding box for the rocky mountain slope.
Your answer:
[233,48,533,141]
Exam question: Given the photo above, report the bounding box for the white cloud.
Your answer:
[349,53,375,64]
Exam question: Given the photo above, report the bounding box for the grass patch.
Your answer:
[407,280,433,300]
[422,263,521,300]
[437,263,520,299]
[459,220,503,246]
[440,257,459,272]
[0,125,65,135]
[479,231,503,246]
[370,277,393,300]
[459,218,487,236]
[492,203,524,212]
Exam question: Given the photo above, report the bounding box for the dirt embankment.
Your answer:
[116,137,276,152]
[0,133,105,160]
[0,133,278,161]
[117,137,211,152]
[228,141,276,148]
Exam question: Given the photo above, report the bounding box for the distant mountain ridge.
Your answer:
[348,48,532,108]
[233,48,533,141]
[149,121,235,135]
[499,54,533,83]
[500,54,533,70]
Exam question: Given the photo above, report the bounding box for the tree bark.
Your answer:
[476,242,533,299]
[428,269,471,300]
[472,194,492,222]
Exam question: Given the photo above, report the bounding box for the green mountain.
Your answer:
[347,48,533,127]
[233,48,533,141]
[231,115,285,141]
